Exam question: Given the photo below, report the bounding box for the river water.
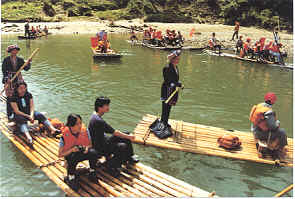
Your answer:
[0,33,293,197]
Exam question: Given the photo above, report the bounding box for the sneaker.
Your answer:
[64,176,80,191]
[127,155,139,165]
[52,129,61,138]
[88,170,97,182]
[106,167,121,177]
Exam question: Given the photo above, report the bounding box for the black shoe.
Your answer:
[88,170,97,182]
[52,129,61,138]
[127,155,139,165]
[106,167,121,177]
[64,176,80,191]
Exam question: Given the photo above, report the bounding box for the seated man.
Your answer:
[8,82,60,144]
[58,114,99,191]
[249,92,288,160]
[88,96,139,175]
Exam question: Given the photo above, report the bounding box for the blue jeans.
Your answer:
[12,111,50,134]
[270,51,281,63]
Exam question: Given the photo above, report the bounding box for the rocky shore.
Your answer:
[1,19,293,56]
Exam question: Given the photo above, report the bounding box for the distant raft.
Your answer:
[126,40,205,51]
[132,114,293,167]
[91,48,122,59]
[0,110,214,197]
[204,49,293,70]
[17,33,52,40]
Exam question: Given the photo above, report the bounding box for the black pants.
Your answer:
[161,101,172,125]
[254,128,288,149]
[104,135,134,168]
[65,148,100,176]
[232,31,238,40]
[25,30,30,37]
[100,46,107,53]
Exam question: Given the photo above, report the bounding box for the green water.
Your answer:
[0,33,293,197]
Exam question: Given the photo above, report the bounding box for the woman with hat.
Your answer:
[160,50,183,128]
[2,44,32,116]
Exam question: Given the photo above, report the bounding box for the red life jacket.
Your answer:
[271,44,280,52]
[62,126,90,152]
[249,103,275,132]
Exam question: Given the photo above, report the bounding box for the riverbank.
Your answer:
[2,19,293,56]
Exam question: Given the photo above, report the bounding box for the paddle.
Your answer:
[273,32,285,66]
[0,48,40,96]
[275,184,293,197]
[165,86,185,104]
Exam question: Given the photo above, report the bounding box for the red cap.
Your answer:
[264,92,277,104]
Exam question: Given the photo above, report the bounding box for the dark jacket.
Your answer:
[161,63,181,105]
[2,56,31,84]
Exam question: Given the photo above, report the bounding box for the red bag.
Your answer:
[217,134,242,149]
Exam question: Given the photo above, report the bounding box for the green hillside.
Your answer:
[1,0,293,32]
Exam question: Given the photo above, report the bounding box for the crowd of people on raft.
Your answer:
[24,21,49,37]
[208,27,285,65]
[1,45,139,191]
[138,27,184,47]
[94,30,112,53]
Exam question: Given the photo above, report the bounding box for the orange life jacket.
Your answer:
[217,134,241,149]
[208,40,213,48]
[243,42,249,51]
[62,126,90,152]
[249,103,273,132]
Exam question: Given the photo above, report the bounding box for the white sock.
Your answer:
[25,132,32,143]
[89,169,95,172]
[68,175,75,180]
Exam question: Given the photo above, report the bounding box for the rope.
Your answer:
[39,159,63,168]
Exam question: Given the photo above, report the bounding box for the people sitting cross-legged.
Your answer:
[88,96,139,176]
[8,82,61,145]
[249,92,288,160]
[58,114,100,191]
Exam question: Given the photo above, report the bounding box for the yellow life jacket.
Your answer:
[249,103,272,132]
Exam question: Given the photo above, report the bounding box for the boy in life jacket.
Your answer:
[235,35,243,54]
[209,32,221,54]
[269,42,283,65]
[58,114,100,191]
[240,38,253,58]
[249,92,288,159]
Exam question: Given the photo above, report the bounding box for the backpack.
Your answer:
[217,134,241,149]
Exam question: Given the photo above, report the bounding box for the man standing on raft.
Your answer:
[150,50,183,138]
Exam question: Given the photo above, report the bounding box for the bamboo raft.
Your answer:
[17,33,52,40]
[133,114,293,167]
[204,49,293,70]
[91,48,122,59]
[0,111,214,197]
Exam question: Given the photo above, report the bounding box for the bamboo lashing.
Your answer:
[0,48,40,96]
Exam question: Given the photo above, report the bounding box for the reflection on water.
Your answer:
[0,33,293,197]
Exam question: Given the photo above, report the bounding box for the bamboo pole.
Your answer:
[275,184,293,197]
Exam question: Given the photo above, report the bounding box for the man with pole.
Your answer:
[1,45,39,118]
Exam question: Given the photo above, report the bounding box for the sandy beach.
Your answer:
[1,19,293,55]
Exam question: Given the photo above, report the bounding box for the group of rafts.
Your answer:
[1,29,293,197]
[92,27,292,71]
